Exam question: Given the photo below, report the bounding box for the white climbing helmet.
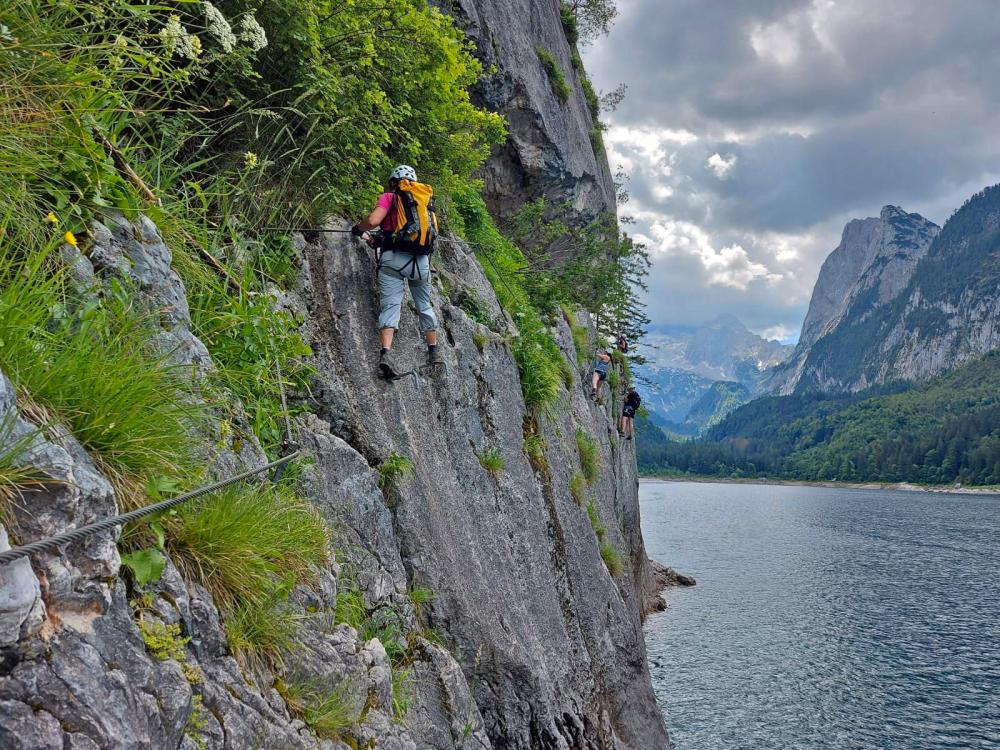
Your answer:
[390,164,417,182]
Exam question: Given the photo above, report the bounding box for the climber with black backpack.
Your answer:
[352,165,442,379]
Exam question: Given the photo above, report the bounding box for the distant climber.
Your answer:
[620,387,641,440]
[591,349,612,400]
[352,165,442,379]
[616,335,629,354]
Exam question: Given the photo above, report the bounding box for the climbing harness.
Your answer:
[0,451,300,566]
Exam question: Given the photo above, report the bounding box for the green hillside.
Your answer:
[639,351,1000,485]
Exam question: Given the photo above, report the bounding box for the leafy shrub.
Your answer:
[378,452,415,490]
[138,619,189,662]
[478,448,505,477]
[449,186,565,410]
[559,2,580,44]
[600,542,624,576]
[576,428,600,484]
[536,47,571,103]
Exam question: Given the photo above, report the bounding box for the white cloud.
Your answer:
[643,219,784,289]
[707,152,737,179]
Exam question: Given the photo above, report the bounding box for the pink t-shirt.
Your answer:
[375,192,399,233]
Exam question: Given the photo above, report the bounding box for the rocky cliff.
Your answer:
[766,206,940,394]
[0,211,668,748]
[444,0,616,225]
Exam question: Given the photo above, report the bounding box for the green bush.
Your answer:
[536,47,571,104]
[600,542,624,576]
[449,186,565,410]
[576,428,600,484]
[478,448,505,477]
[559,2,580,44]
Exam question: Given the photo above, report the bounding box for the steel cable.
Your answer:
[0,451,300,566]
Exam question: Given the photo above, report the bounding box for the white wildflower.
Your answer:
[160,16,200,60]
[243,151,259,169]
[158,15,185,57]
[238,16,268,52]
[203,2,236,53]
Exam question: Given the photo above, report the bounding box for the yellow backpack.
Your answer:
[388,179,438,254]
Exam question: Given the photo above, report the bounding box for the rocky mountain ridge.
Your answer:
[638,315,791,434]
[767,186,1000,395]
[766,205,940,394]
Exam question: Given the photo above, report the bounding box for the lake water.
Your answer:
[640,481,1000,750]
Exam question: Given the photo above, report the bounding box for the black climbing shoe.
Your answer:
[379,349,400,379]
[427,346,444,367]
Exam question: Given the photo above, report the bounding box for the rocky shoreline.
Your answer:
[640,475,1000,495]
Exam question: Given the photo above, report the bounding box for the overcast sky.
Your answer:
[583,0,1000,342]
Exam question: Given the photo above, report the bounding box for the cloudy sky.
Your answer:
[583,0,1000,342]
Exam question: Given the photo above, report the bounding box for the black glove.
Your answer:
[350,224,364,237]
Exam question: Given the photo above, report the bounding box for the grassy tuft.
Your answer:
[167,483,328,611]
[283,679,358,740]
[473,331,489,352]
[536,47,571,103]
[560,356,576,390]
[392,667,412,721]
[408,585,434,621]
[586,501,606,541]
[378,452,414,490]
[569,472,586,506]
[523,434,548,472]
[0,245,202,493]
[600,542,624,577]
[571,323,590,364]
[478,448,505,478]
[576,428,600,484]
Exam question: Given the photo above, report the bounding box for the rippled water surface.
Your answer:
[641,481,1000,750]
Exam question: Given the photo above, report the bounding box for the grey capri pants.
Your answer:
[377,250,437,332]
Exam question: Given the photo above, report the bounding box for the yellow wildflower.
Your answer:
[63,231,78,248]
[46,212,59,225]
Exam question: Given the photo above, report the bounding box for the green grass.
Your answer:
[160,483,327,667]
[0,244,202,495]
[282,679,358,740]
[378,452,414,490]
[391,667,412,721]
[611,350,632,387]
[0,414,47,528]
[600,542,624,577]
[571,323,590,364]
[523,434,548,471]
[478,448,505,477]
[334,587,408,665]
[586,501,606,541]
[450,186,566,411]
[576,428,600,484]
[473,331,489,351]
[536,47,571,103]
[569,472,586,506]
[408,585,433,621]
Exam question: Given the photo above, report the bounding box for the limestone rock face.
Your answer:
[297,226,667,749]
[766,206,939,394]
[443,0,616,224]
[0,210,667,748]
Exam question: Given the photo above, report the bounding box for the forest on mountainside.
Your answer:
[638,352,1000,485]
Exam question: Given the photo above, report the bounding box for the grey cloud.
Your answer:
[584,0,1000,340]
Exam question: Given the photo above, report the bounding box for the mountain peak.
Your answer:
[880,205,908,220]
